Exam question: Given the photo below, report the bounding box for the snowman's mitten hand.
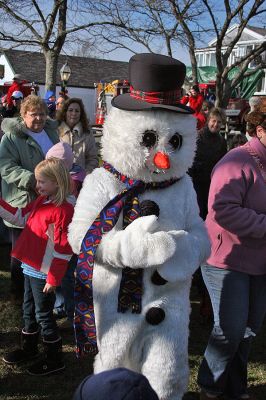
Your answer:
[97,215,175,268]
[120,215,176,268]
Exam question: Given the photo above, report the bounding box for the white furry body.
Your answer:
[68,109,210,400]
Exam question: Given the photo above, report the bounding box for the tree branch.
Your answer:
[0,1,42,41]
[32,0,47,30]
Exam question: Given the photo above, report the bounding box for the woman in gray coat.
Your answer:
[0,95,59,303]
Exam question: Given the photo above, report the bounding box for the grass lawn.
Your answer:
[0,243,265,400]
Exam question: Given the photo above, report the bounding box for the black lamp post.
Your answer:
[60,62,71,96]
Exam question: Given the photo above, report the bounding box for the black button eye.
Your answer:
[141,130,158,148]
[169,133,182,150]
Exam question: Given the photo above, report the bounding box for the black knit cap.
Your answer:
[72,368,159,400]
[191,84,200,93]
[112,53,193,114]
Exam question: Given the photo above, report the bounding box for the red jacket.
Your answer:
[0,196,74,286]
[181,93,204,114]
[6,81,27,107]
[194,111,207,131]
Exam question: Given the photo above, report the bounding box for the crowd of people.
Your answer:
[0,83,99,377]
[183,87,266,400]
[0,78,265,400]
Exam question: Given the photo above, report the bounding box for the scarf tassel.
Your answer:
[75,342,99,358]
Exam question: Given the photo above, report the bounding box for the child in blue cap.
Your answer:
[44,90,56,118]
[73,368,159,400]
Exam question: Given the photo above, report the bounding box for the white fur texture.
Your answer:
[68,108,210,400]
[101,108,197,182]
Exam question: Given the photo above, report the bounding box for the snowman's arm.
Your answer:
[68,170,175,269]
[68,169,114,254]
[157,180,211,283]
[96,215,176,268]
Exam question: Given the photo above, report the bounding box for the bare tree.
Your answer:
[90,0,266,108]
[200,0,266,108]
[168,0,207,84]
[0,0,124,91]
[85,0,206,64]
[1,0,265,106]
[168,0,266,107]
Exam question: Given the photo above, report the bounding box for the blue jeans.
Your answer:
[23,274,59,341]
[197,265,266,398]
[9,227,24,295]
[54,255,77,320]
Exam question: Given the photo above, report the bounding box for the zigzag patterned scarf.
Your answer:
[74,162,179,357]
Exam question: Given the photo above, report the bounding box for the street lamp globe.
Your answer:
[60,62,71,83]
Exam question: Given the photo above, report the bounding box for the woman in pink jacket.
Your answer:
[198,111,266,400]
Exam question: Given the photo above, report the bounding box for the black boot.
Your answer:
[27,337,65,376]
[3,329,39,364]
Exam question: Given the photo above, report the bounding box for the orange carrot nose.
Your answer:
[153,152,170,170]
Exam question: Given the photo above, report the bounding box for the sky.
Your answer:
[105,45,191,66]
[2,0,263,69]
[0,1,205,68]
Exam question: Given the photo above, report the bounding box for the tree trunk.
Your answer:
[214,73,223,108]
[221,78,232,109]
[43,49,59,93]
[189,49,198,84]
[215,75,232,109]
[166,36,172,57]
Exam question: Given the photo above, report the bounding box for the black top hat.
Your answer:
[112,53,193,114]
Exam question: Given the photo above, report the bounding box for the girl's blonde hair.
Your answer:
[35,158,71,206]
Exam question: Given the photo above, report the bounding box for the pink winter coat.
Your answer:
[206,137,266,275]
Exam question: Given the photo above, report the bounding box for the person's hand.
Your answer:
[43,283,56,293]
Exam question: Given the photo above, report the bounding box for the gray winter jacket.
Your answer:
[0,117,59,226]
[58,121,98,174]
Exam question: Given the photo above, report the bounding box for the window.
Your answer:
[210,53,216,67]
[196,53,200,64]
[196,53,206,66]
[200,53,205,66]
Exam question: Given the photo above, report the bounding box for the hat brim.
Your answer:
[111,93,193,114]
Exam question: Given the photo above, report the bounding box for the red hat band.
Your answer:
[130,86,182,106]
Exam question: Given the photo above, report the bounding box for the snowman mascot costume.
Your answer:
[68,53,210,400]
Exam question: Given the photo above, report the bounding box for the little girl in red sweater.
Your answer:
[1,158,74,376]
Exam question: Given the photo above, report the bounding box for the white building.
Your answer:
[0,49,128,123]
[195,24,266,94]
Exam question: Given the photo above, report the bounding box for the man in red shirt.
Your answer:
[181,84,204,113]
[181,85,205,130]
[6,74,27,108]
